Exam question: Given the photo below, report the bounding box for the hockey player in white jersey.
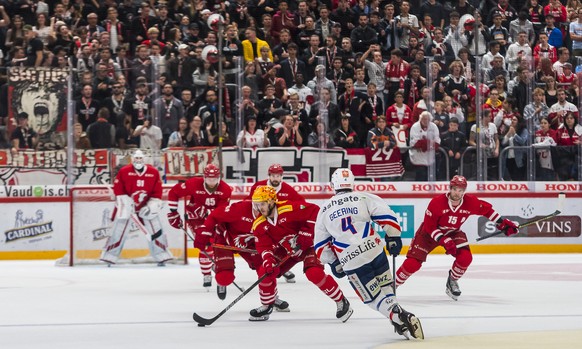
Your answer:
[314,168,424,340]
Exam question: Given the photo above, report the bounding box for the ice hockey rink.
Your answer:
[1,254,581,349]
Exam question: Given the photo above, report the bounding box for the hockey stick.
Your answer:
[392,255,397,297]
[212,243,258,254]
[456,209,562,248]
[181,226,246,293]
[193,254,292,326]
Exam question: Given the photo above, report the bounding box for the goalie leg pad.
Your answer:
[142,216,173,263]
[100,218,131,264]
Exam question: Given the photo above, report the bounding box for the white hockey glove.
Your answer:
[139,198,163,220]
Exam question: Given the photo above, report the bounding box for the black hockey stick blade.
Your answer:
[193,255,291,326]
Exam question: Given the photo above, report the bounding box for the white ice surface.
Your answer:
[1,254,581,349]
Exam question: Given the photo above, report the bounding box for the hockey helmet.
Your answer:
[330,168,355,192]
[252,185,277,203]
[268,163,284,175]
[203,163,221,178]
[132,150,145,171]
[450,175,467,190]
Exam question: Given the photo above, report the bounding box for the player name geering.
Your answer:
[328,207,359,221]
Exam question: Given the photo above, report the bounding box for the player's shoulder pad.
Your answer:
[252,215,267,231]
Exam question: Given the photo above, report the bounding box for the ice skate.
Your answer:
[274,297,290,312]
[446,271,461,301]
[335,297,354,323]
[203,274,212,289]
[249,304,273,321]
[282,271,296,283]
[391,305,424,340]
[217,285,227,300]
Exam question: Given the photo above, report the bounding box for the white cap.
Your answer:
[201,9,212,15]
[178,44,189,51]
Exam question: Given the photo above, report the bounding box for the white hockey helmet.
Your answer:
[132,150,145,171]
[330,168,355,192]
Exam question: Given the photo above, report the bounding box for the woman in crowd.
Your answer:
[236,115,269,148]
[186,115,209,147]
[534,117,558,180]
[502,115,529,181]
[168,117,190,147]
[553,113,582,180]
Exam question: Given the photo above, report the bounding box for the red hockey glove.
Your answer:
[497,219,519,236]
[167,209,182,229]
[233,234,255,249]
[262,253,279,276]
[439,237,457,256]
[193,226,213,250]
[295,230,314,252]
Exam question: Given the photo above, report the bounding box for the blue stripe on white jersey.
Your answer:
[362,222,370,238]
[314,236,333,251]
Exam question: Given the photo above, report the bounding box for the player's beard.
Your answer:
[269,179,280,187]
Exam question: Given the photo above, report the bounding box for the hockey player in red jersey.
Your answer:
[395,175,519,300]
[247,163,306,203]
[247,163,305,283]
[194,200,290,310]
[101,150,173,265]
[167,163,232,288]
[249,185,353,322]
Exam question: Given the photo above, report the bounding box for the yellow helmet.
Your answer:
[252,185,277,203]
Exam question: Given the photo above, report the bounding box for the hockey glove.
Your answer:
[439,237,457,256]
[330,259,346,278]
[497,219,519,236]
[262,253,279,276]
[193,227,214,250]
[296,230,314,252]
[167,209,182,229]
[131,191,148,206]
[385,236,403,257]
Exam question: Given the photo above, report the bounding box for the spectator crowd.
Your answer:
[0,0,581,181]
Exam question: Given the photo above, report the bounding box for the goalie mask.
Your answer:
[132,150,145,171]
[330,168,354,192]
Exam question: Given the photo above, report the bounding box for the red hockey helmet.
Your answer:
[203,163,221,178]
[268,164,284,175]
[450,175,467,190]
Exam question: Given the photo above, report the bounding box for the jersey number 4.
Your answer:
[341,217,357,235]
